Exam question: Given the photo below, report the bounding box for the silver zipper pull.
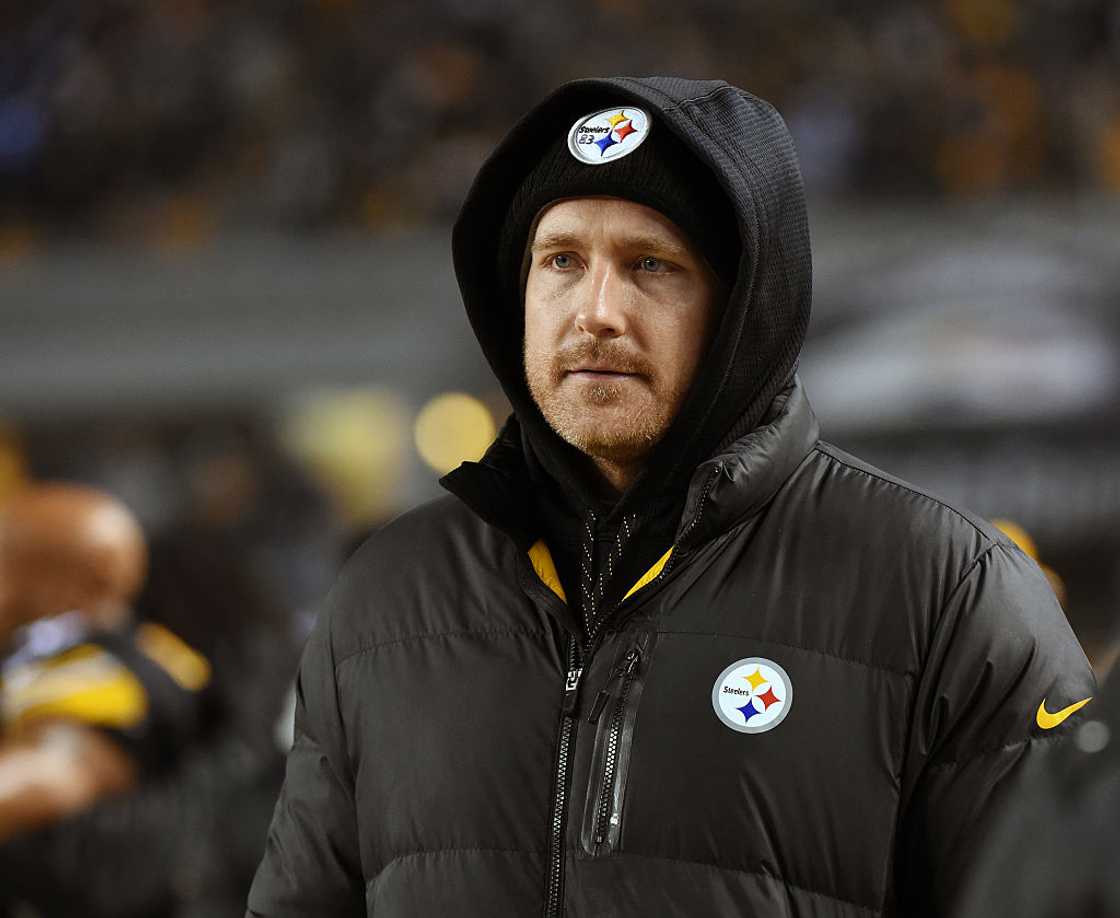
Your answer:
[612,647,641,678]
[590,648,642,722]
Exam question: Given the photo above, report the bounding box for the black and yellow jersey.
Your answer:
[1,611,212,776]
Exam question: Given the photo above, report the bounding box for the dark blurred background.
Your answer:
[0,1,1118,912]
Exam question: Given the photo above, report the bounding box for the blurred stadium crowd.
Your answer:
[0,2,1119,917]
[1,0,1119,249]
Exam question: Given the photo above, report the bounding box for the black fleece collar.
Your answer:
[440,377,819,559]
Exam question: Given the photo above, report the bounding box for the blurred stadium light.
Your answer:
[414,392,496,475]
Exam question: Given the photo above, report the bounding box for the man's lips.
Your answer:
[565,368,638,380]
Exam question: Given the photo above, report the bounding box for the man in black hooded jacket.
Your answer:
[247,77,1095,918]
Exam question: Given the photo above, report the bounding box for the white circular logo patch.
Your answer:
[567,106,652,165]
[712,657,793,734]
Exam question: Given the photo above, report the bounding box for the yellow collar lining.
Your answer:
[622,546,674,600]
[528,540,567,602]
[528,540,674,605]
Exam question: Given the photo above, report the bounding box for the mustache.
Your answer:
[553,341,654,376]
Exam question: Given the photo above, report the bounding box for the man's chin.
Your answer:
[528,383,675,463]
[553,414,665,464]
[574,437,655,466]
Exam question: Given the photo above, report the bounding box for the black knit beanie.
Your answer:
[499,105,740,299]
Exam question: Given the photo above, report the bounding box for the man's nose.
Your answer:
[574,260,628,338]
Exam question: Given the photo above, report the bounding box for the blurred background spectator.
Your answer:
[1,0,1120,235]
[0,1,1118,913]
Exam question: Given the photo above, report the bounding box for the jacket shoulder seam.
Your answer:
[333,624,548,670]
[813,444,992,544]
[658,628,914,680]
[917,542,999,688]
[611,850,881,915]
[945,540,999,603]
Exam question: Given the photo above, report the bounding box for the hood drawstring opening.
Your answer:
[580,510,639,642]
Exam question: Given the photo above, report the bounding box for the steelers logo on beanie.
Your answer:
[499,103,741,300]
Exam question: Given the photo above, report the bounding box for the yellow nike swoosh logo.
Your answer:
[1035,697,1092,730]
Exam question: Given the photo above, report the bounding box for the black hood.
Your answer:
[452,75,812,525]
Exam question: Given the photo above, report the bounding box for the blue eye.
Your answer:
[552,254,573,269]
[639,256,665,272]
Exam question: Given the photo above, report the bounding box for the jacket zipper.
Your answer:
[588,646,642,851]
[544,637,581,917]
[540,480,717,915]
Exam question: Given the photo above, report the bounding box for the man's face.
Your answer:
[524,197,719,467]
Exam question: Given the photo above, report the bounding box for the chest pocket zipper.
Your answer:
[579,632,654,857]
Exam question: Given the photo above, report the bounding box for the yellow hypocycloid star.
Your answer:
[743,669,767,692]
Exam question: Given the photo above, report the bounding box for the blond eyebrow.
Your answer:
[530,231,582,253]
[530,230,691,259]
[619,233,690,259]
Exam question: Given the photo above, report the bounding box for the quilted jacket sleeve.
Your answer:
[894,539,1097,917]
[954,666,1120,918]
[246,605,365,917]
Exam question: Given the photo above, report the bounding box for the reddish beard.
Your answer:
[525,339,676,464]
[548,340,655,383]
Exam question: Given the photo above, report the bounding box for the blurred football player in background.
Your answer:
[992,518,1068,610]
[0,483,210,844]
[0,483,294,918]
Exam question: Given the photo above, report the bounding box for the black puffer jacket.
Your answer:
[248,78,1095,917]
